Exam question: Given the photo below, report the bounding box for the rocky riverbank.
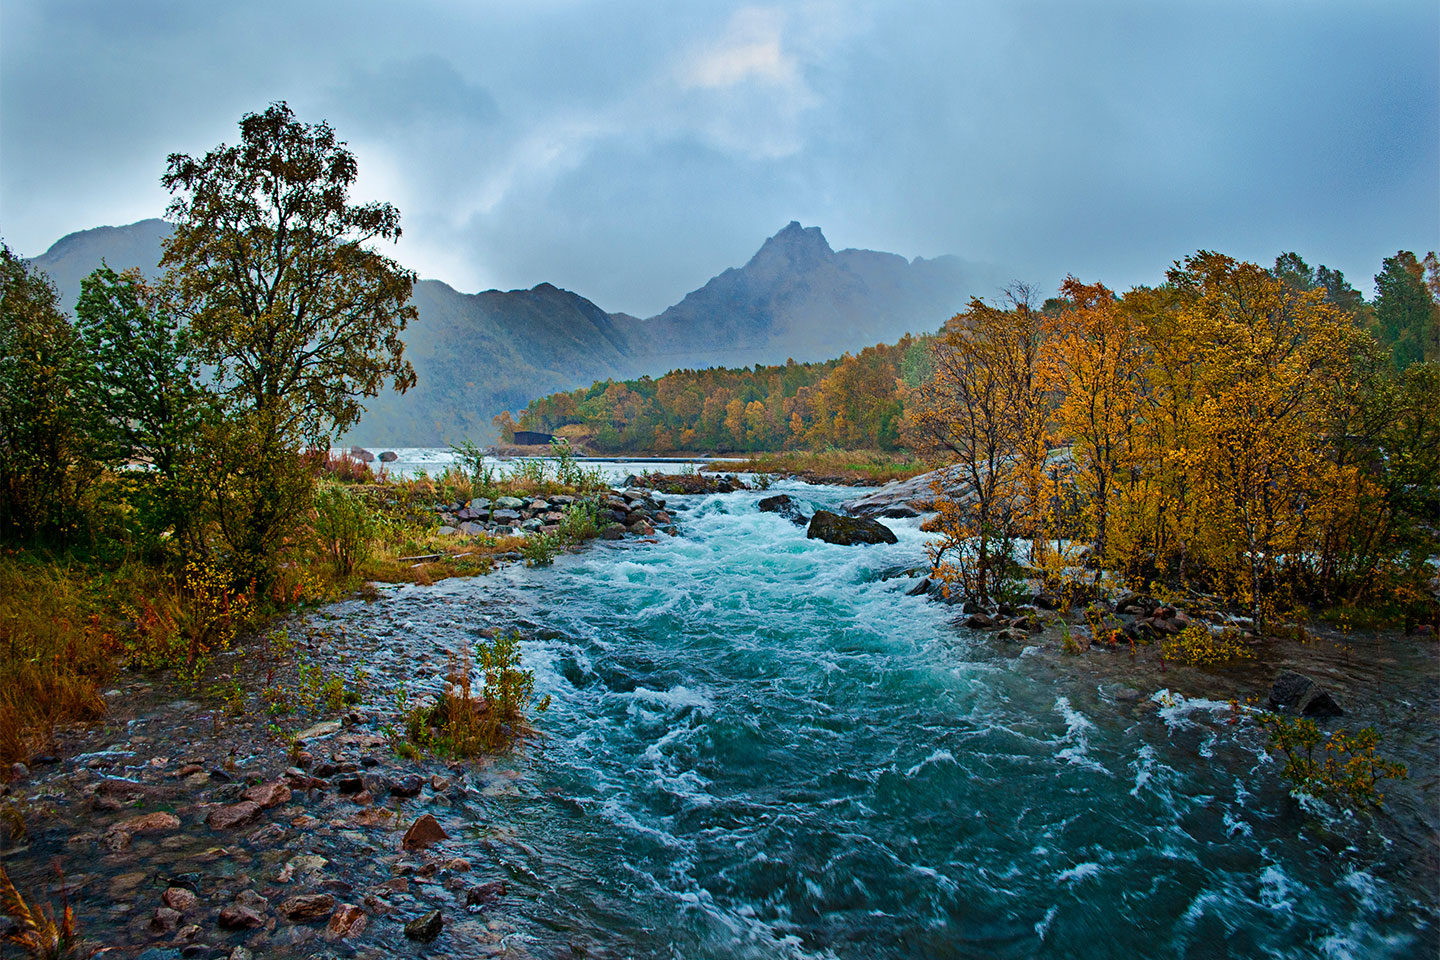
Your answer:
[432,488,674,540]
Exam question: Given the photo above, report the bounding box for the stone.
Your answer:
[295,719,343,742]
[757,494,808,525]
[404,909,444,942]
[206,801,263,830]
[379,451,398,462]
[437,525,457,535]
[243,781,292,809]
[494,496,524,509]
[402,813,449,850]
[964,613,996,629]
[460,521,486,536]
[465,880,507,910]
[390,774,424,798]
[325,903,367,940]
[163,887,199,912]
[600,523,626,540]
[469,498,492,510]
[906,577,931,597]
[628,520,654,536]
[279,893,337,921]
[335,775,365,795]
[491,509,521,524]
[216,905,264,930]
[995,627,1029,642]
[1266,672,1344,718]
[805,510,897,546]
[151,906,182,933]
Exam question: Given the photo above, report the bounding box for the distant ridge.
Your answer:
[29,220,1001,444]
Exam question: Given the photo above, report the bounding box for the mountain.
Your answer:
[629,221,991,369]
[27,220,999,445]
[31,219,171,311]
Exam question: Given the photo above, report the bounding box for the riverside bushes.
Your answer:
[907,255,1440,627]
[1259,714,1408,808]
[395,631,550,758]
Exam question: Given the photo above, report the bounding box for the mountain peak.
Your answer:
[746,221,833,275]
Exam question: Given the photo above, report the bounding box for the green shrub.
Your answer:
[1162,624,1252,667]
[556,501,600,545]
[312,485,375,576]
[1259,714,1407,808]
[521,531,561,567]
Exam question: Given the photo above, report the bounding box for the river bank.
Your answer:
[3,479,1436,958]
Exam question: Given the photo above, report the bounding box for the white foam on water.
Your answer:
[1053,696,1110,775]
[904,749,958,778]
[1034,905,1059,941]
[1055,862,1102,884]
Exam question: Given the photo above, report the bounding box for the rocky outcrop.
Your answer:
[839,468,966,518]
[806,510,897,545]
[431,488,674,540]
[758,494,808,526]
[1266,672,1344,718]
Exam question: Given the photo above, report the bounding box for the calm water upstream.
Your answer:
[340,480,1438,959]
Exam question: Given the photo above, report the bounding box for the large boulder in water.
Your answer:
[1266,672,1344,718]
[758,494,808,526]
[806,510,897,546]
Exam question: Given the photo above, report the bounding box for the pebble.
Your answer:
[404,909,444,942]
[325,903,367,940]
[402,813,449,850]
[206,801,263,830]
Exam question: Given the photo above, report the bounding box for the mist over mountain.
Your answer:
[29,220,999,445]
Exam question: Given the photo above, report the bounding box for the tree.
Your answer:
[1170,252,1358,629]
[159,102,418,577]
[1046,277,1146,574]
[0,244,101,541]
[1374,251,1438,368]
[904,288,1050,603]
[74,266,205,481]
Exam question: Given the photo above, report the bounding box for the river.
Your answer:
[327,478,1438,959]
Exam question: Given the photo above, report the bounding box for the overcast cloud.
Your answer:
[2,0,1435,316]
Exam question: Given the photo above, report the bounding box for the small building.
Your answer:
[512,430,554,446]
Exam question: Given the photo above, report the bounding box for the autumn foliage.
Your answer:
[907,252,1439,622]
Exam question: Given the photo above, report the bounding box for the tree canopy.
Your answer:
[160,101,417,445]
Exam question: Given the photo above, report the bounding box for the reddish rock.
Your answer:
[217,904,264,929]
[279,893,336,921]
[116,811,181,834]
[325,903,367,940]
[401,813,448,850]
[206,801,262,830]
[150,906,181,933]
[243,781,293,809]
[162,887,199,912]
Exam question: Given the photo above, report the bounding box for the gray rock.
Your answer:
[492,509,521,524]
[468,498,491,510]
[758,494,808,526]
[805,510,897,546]
[459,521,486,536]
[404,909,443,942]
[1266,672,1344,718]
[436,525,457,536]
[494,496,524,509]
[379,451,398,462]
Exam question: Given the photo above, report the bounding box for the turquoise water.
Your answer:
[362,481,1438,958]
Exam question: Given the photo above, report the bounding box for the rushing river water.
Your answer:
[340,480,1438,959]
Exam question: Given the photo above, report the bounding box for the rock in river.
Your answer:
[758,494,808,526]
[1266,671,1344,718]
[806,510,897,546]
[404,909,444,942]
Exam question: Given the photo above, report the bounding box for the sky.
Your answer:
[2,0,1436,317]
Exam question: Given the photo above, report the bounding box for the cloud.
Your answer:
[683,7,798,90]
